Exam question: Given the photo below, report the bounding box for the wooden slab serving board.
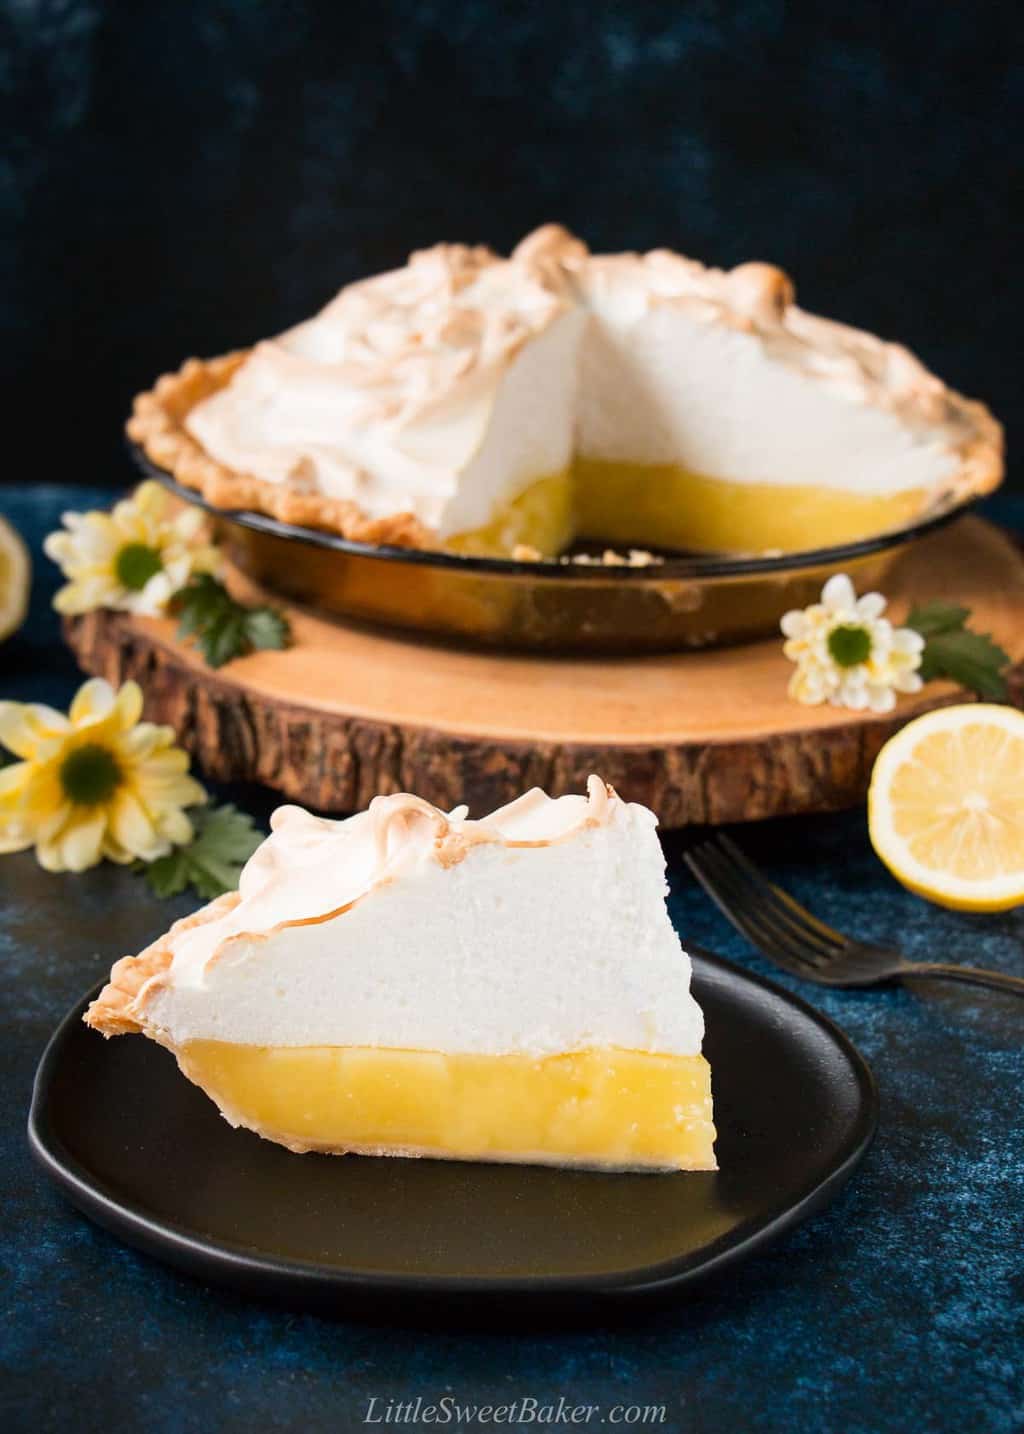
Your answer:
[65,516,1024,827]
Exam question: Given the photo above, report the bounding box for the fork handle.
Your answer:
[899,963,1024,997]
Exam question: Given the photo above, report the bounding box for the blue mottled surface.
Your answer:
[1,488,1022,1434]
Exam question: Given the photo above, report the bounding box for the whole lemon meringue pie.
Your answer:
[85,778,716,1172]
[128,225,1002,558]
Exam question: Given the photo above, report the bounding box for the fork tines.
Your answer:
[684,832,848,977]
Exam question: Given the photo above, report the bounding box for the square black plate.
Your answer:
[29,947,876,1323]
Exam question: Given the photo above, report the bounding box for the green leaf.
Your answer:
[175,572,229,635]
[139,850,192,899]
[242,606,290,653]
[918,628,1010,701]
[904,600,971,638]
[173,575,291,669]
[905,599,1010,701]
[138,803,264,901]
[200,610,248,669]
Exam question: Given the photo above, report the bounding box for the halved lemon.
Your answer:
[868,703,1024,912]
[0,515,30,643]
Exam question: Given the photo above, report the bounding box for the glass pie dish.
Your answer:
[133,445,976,654]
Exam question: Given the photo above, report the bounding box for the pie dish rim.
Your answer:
[130,439,981,584]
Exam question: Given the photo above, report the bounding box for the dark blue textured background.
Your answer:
[3,1,1021,492]
[2,486,1022,1432]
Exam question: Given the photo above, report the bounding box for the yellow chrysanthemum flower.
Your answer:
[0,678,206,873]
[44,481,220,617]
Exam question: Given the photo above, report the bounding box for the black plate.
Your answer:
[29,948,876,1323]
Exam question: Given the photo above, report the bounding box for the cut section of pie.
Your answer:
[128,225,1002,558]
[85,778,716,1172]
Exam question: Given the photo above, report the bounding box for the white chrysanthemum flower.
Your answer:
[44,481,221,617]
[0,678,206,872]
[781,573,925,714]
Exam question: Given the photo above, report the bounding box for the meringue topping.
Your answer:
[166,776,618,985]
[185,240,582,537]
[571,242,999,494]
[89,778,706,1059]
[138,225,1001,550]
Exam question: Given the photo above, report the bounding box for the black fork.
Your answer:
[684,831,1024,997]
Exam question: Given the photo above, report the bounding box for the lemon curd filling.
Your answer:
[444,471,575,558]
[446,463,929,559]
[572,459,929,556]
[178,1042,717,1169]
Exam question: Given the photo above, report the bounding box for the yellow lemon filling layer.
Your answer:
[178,1042,717,1169]
[572,459,929,556]
[445,471,575,558]
[446,464,928,558]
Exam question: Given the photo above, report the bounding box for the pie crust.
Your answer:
[127,354,435,549]
[86,891,240,1037]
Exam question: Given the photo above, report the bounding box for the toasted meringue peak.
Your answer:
[512,223,589,276]
[726,261,796,322]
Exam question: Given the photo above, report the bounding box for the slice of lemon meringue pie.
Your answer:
[85,778,716,1172]
[129,224,1001,558]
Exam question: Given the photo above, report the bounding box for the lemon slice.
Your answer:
[868,703,1024,911]
[0,515,30,643]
